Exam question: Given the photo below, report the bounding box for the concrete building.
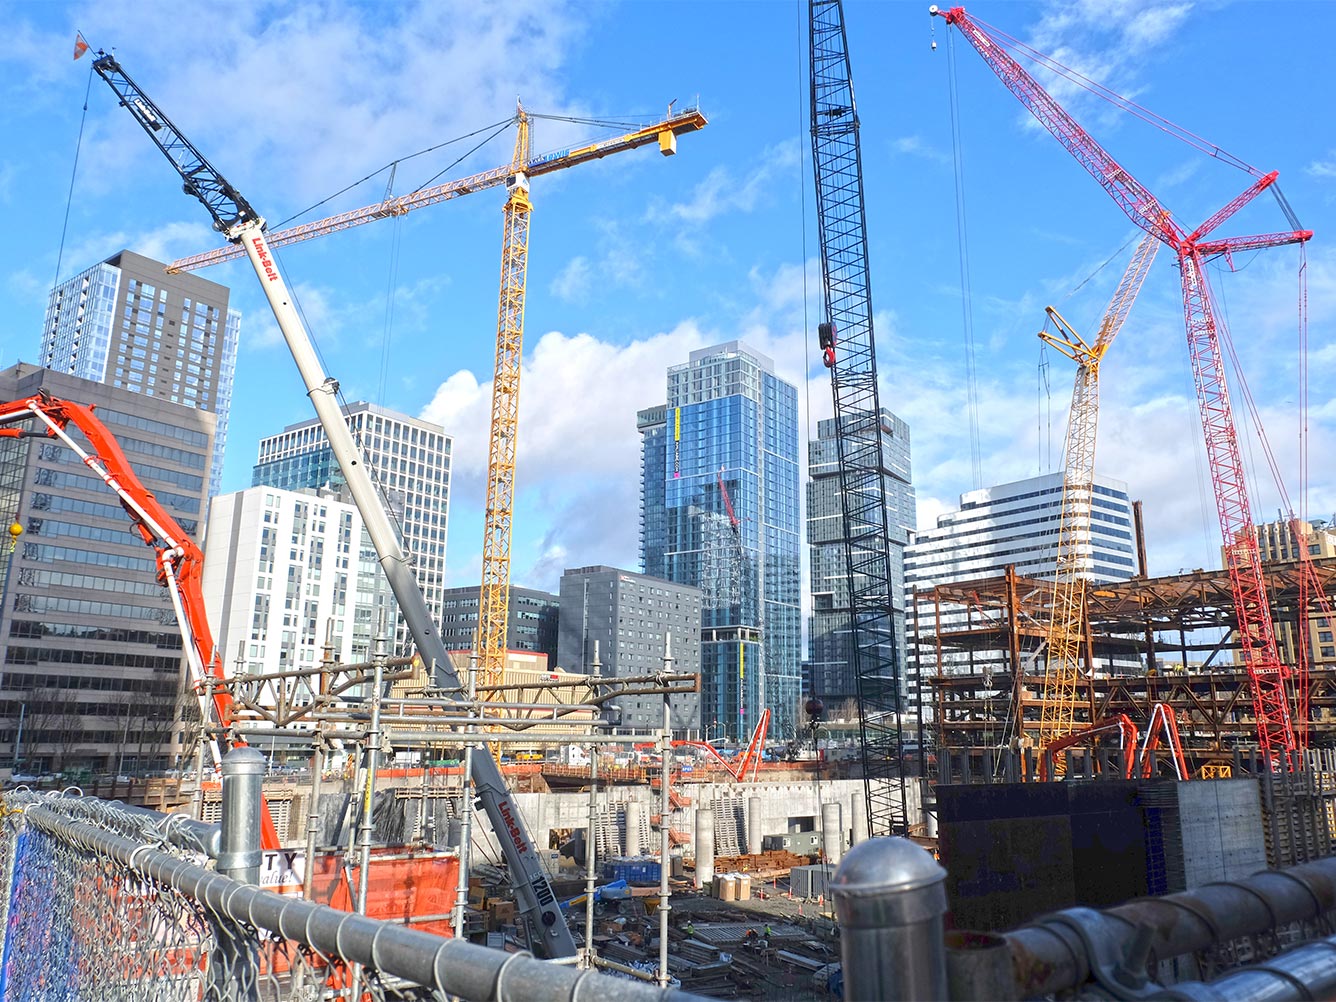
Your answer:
[638,341,801,741]
[807,409,915,707]
[0,363,215,776]
[905,472,1137,707]
[557,566,702,735]
[252,402,450,655]
[40,249,240,497]
[200,486,386,700]
[439,584,559,665]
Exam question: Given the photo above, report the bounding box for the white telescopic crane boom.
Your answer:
[89,52,576,957]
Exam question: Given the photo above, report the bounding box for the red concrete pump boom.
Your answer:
[0,391,280,848]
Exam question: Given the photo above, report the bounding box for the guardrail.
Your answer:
[0,760,703,1001]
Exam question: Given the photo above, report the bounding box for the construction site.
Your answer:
[2,2,1336,1001]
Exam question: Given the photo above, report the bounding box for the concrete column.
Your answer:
[851,793,870,847]
[747,796,764,855]
[695,808,715,888]
[920,778,939,838]
[822,801,845,865]
[625,800,644,857]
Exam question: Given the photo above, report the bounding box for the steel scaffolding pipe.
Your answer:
[1001,856,1336,998]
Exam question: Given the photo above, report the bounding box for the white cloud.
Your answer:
[649,139,800,227]
[549,255,591,303]
[1308,154,1336,179]
[45,1,590,214]
[891,135,952,166]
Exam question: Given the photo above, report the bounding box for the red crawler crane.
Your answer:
[933,5,1313,760]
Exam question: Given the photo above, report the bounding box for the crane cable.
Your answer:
[53,55,98,291]
[946,29,984,490]
[968,12,1260,177]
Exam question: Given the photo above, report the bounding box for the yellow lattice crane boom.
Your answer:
[168,105,707,691]
[165,106,709,274]
[1036,228,1159,750]
[477,109,533,690]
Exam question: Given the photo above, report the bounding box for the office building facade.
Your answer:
[0,363,215,776]
[252,402,450,654]
[807,409,915,708]
[439,585,559,666]
[556,566,702,734]
[904,472,1137,700]
[40,250,240,498]
[638,341,801,741]
[201,486,387,703]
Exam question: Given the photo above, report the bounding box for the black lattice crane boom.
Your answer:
[808,0,909,836]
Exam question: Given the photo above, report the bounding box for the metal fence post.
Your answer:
[214,747,264,1001]
[218,747,264,884]
[831,836,948,1002]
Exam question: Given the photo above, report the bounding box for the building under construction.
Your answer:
[915,556,1336,763]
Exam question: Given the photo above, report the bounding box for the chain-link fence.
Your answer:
[0,790,700,1002]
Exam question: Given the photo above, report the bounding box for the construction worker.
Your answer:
[685,921,696,938]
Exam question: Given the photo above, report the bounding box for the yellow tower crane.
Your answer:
[1036,228,1159,751]
[169,105,708,690]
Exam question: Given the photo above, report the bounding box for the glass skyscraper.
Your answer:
[807,409,915,707]
[252,402,451,653]
[40,250,241,498]
[638,341,801,741]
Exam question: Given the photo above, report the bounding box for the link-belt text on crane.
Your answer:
[498,800,528,853]
[252,237,280,282]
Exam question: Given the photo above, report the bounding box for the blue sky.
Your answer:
[2,0,1333,597]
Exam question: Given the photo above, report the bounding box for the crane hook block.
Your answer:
[818,322,837,368]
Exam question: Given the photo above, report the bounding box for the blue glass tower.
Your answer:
[639,341,800,741]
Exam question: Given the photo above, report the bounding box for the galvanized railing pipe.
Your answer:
[17,803,705,1002]
[1001,855,1336,998]
[217,747,264,884]
[1153,933,1336,1000]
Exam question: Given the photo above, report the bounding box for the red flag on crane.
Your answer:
[73,33,89,60]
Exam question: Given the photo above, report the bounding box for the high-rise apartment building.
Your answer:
[439,585,559,666]
[1245,517,1336,671]
[807,409,915,707]
[0,363,215,775]
[40,250,240,498]
[556,566,702,733]
[201,486,387,699]
[905,472,1137,700]
[252,403,450,655]
[638,341,801,741]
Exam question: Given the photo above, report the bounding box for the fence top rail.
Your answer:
[3,788,219,856]
[2,794,706,1002]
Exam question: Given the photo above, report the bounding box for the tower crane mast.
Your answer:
[90,52,578,956]
[809,0,909,836]
[933,5,1313,760]
[1037,229,1159,748]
